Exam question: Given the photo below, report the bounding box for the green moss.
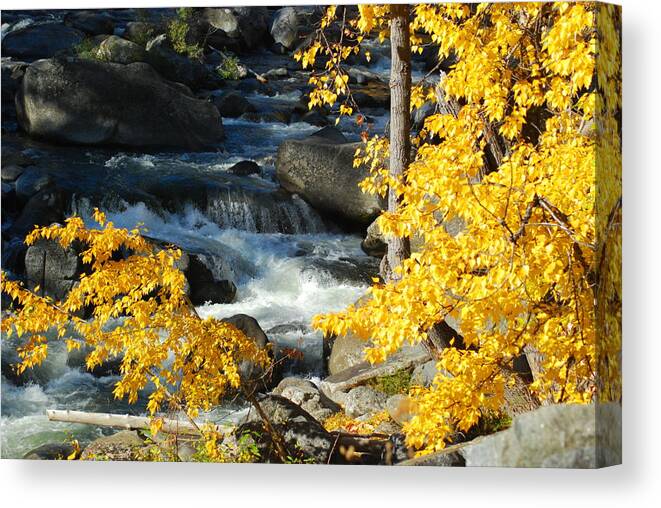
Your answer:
[367,369,412,396]
[166,8,202,59]
[74,38,106,61]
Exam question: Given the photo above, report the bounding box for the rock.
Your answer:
[221,314,279,389]
[302,257,378,286]
[267,322,310,335]
[123,22,157,46]
[145,34,214,89]
[64,11,115,35]
[16,58,223,150]
[239,394,335,463]
[399,403,622,468]
[212,92,256,118]
[307,125,347,144]
[270,7,300,50]
[228,160,260,176]
[14,166,52,202]
[299,109,329,127]
[2,23,84,60]
[352,83,390,109]
[273,377,340,422]
[81,430,145,461]
[8,188,66,239]
[96,35,147,64]
[263,67,289,79]
[276,130,382,226]
[25,239,81,302]
[185,256,236,305]
[23,443,76,460]
[66,346,123,377]
[204,7,271,51]
[410,360,441,387]
[345,385,387,418]
[361,218,387,258]
[347,67,383,85]
[386,394,415,425]
[1,58,28,118]
[328,331,369,376]
[320,343,430,405]
[1,164,24,183]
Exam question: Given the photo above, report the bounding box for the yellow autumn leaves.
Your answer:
[307,3,621,455]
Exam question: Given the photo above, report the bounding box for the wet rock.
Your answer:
[267,322,310,335]
[276,129,382,226]
[14,166,52,202]
[16,58,223,150]
[345,385,388,418]
[186,256,236,305]
[1,164,24,183]
[2,23,84,60]
[307,125,347,144]
[64,11,115,36]
[81,430,146,461]
[299,109,329,127]
[9,188,66,239]
[66,346,123,377]
[228,160,260,176]
[1,58,28,118]
[23,443,76,460]
[399,403,622,468]
[25,238,81,302]
[347,67,383,85]
[263,67,289,79]
[212,92,256,118]
[97,35,147,64]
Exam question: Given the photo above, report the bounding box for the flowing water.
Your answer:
[1,87,381,459]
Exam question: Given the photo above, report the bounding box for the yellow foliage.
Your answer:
[304,3,621,455]
[1,211,270,422]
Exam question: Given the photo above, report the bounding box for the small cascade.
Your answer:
[206,187,325,234]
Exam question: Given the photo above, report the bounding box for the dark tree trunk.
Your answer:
[386,4,412,281]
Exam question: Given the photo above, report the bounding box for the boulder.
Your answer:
[299,109,329,127]
[14,166,52,202]
[1,165,24,183]
[328,331,369,376]
[276,130,382,226]
[2,23,84,60]
[16,58,224,150]
[399,403,622,468]
[410,360,441,388]
[270,7,300,50]
[361,218,387,258]
[239,394,335,463]
[81,430,146,461]
[123,22,157,46]
[8,188,66,239]
[145,34,214,89]
[1,58,28,118]
[25,239,81,302]
[212,92,256,118]
[204,7,271,51]
[344,385,388,418]
[185,256,236,305]
[96,35,147,64]
[23,443,76,460]
[228,160,260,176]
[64,11,115,35]
[302,257,379,286]
[273,377,340,422]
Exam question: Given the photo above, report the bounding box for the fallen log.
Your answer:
[46,409,232,436]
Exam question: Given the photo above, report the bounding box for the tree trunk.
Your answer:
[386,5,412,280]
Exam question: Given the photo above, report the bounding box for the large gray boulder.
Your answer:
[276,129,382,226]
[16,58,224,150]
[2,23,84,60]
[270,7,300,50]
[25,239,81,302]
[273,377,340,422]
[345,385,387,418]
[204,7,271,50]
[399,403,622,468]
[328,331,369,376]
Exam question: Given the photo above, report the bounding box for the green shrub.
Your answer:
[166,8,202,59]
[74,37,106,61]
[216,55,244,80]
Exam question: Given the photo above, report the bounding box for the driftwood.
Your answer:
[46,409,232,436]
